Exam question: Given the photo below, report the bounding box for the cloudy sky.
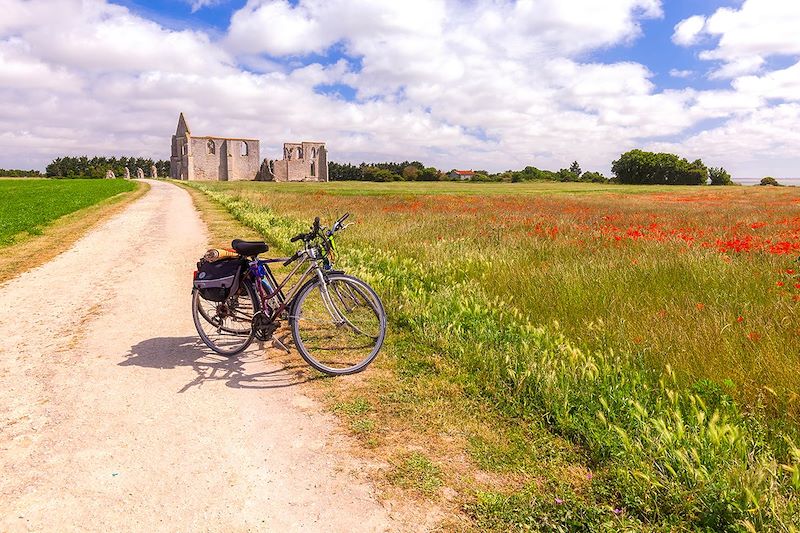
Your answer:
[1,0,798,179]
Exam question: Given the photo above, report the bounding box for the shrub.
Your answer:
[581,171,608,183]
[760,176,781,186]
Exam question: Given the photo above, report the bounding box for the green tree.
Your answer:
[569,161,582,176]
[418,167,441,181]
[612,149,708,185]
[362,166,399,182]
[557,168,579,182]
[760,176,780,186]
[402,165,420,181]
[708,167,732,186]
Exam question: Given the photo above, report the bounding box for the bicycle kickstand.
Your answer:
[271,333,291,354]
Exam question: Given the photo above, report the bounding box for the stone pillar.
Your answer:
[224,140,234,181]
[135,167,145,180]
[124,167,131,179]
[150,165,157,179]
[105,169,115,179]
[318,146,328,182]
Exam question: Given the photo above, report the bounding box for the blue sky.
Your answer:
[1,0,799,180]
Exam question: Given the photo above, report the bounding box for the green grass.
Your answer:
[389,451,443,495]
[184,180,800,531]
[0,179,136,246]
[189,179,724,197]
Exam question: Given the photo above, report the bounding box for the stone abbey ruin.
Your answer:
[169,113,328,182]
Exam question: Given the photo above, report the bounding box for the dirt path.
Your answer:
[0,180,406,532]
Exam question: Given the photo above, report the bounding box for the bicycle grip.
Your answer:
[290,233,305,243]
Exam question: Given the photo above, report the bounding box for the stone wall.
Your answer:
[174,136,260,181]
[267,141,328,182]
[230,139,261,181]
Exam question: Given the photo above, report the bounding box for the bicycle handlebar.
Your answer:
[290,213,350,244]
[283,251,301,266]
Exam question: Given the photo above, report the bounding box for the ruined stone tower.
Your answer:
[258,142,328,182]
[170,113,261,181]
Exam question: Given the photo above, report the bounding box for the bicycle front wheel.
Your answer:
[291,274,386,375]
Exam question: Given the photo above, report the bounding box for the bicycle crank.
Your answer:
[252,312,279,341]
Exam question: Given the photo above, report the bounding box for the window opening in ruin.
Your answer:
[298,147,303,159]
[241,142,248,156]
[310,161,316,176]
[207,139,215,155]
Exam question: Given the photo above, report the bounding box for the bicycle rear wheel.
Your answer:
[192,281,257,356]
[290,274,386,375]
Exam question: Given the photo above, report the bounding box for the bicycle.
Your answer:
[191,213,386,376]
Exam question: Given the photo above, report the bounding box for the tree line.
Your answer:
[0,168,42,177]
[45,156,170,179]
[329,161,443,182]
[14,149,744,186]
[331,149,735,186]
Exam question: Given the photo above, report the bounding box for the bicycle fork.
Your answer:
[316,269,348,326]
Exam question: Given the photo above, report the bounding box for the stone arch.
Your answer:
[310,160,316,177]
[269,159,274,173]
[207,139,215,155]
[311,147,317,159]
[241,141,248,156]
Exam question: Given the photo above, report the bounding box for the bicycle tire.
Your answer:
[290,273,386,375]
[192,281,258,357]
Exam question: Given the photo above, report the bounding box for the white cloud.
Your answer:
[733,60,800,102]
[675,0,800,78]
[669,69,693,78]
[649,103,800,177]
[189,0,224,12]
[0,0,798,180]
[672,15,705,46]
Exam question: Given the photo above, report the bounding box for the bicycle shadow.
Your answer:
[121,336,322,393]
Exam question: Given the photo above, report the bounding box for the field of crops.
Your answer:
[186,180,800,530]
[0,179,136,246]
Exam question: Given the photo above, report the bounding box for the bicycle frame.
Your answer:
[246,249,327,323]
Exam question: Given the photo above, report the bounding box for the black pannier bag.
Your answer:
[194,258,242,302]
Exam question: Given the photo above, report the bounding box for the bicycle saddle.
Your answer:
[231,239,268,256]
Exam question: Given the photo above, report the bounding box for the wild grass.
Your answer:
[0,179,136,246]
[185,180,800,530]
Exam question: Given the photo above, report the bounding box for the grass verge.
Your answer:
[182,181,800,531]
[0,180,148,284]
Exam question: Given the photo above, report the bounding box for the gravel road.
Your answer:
[0,180,406,532]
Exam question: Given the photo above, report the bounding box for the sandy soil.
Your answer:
[0,180,412,532]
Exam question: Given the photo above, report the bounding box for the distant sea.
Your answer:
[736,177,800,186]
